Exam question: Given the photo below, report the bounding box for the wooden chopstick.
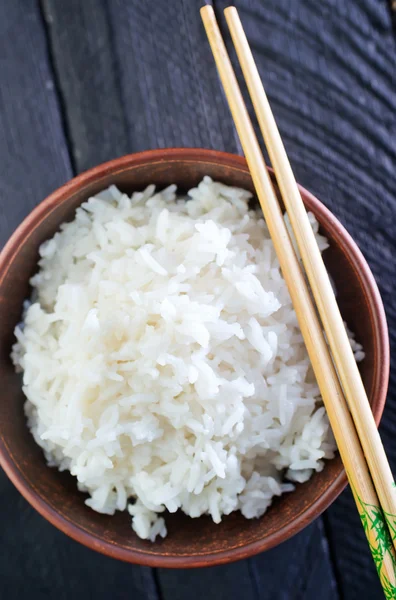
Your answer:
[224,4,396,544]
[200,5,396,593]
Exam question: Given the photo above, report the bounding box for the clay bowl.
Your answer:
[0,148,389,567]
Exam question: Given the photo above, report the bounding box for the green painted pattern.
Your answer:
[384,512,396,543]
[350,479,396,599]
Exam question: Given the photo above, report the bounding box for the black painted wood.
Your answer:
[41,0,129,173]
[215,0,396,597]
[0,476,159,600]
[106,0,240,154]
[158,556,257,600]
[158,521,337,600]
[43,0,240,166]
[248,519,337,600]
[0,0,72,248]
[0,0,395,599]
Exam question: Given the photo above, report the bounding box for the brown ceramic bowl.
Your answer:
[0,149,389,567]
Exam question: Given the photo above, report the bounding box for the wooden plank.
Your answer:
[106,0,240,153]
[0,474,159,600]
[0,0,72,248]
[213,0,396,597]
[249,519,337,600]
[41,0,241,169]
[41,0,130,173]
[158,521,337,600]
[157,557,256,600]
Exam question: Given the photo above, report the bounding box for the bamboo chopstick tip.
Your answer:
[200,3,214,16]
[224,6,238,16]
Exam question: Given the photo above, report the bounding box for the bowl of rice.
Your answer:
[0,148,389,567]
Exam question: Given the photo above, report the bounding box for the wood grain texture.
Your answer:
[0,0,72,248]
[41,0,129,172]
[40,0,241,166]
[215,0,396,597]
[105,0,241,153]
[158,522,337,600]
[0,474,159,600]
[248,519,338,600]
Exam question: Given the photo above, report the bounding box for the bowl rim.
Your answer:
[0,148,390,567]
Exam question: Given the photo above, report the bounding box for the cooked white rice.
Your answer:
[11,177,364,541]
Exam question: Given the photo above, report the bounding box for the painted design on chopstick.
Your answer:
[359,504,396,599]
[350,479,396,599]
[384,512,396,542]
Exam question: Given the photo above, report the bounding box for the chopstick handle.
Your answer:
[200,5,396,593]
[224,4,396,543]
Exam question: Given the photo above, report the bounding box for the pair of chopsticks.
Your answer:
[201,5,396,594]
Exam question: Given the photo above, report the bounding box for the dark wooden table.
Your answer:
[1,1,395,598]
